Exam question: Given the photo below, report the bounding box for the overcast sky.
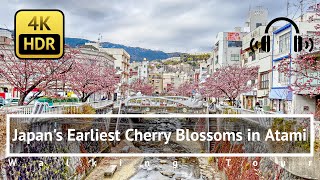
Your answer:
[0,0,305,52]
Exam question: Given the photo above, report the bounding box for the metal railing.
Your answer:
[216,105,276,128]
[0,100,114,114]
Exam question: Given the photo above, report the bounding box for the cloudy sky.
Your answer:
[0,0,307,52]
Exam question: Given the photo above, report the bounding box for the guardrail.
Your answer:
[216,105,276,127]
[0,100,114,114]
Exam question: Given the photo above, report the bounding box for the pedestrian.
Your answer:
[255,102,261,108]
[254,101,262,113]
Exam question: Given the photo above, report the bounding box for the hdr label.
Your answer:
[15,10,64,59]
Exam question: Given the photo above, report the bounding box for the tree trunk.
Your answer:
[81,93,93,102]
[18,93,27,106]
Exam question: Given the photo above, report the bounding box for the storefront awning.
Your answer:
[269,88,292,100]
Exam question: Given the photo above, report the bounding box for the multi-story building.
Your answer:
[212,7,268,71]
[241,25,277,110]
[77,45,116,101]
[212,30,245,70]
[162,72,176,93]
[138,58,149,80]
[148,73,163,94]
[0,43,14,99]
[79,45,115,67]
[85,42,130,100]
[270,11,319,113]
[99,48,130,84]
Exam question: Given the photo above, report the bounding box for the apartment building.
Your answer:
[212,7,268,71]
[85,42,130,100]
[241,25,277,110]
[78,45,116,101]
[162,72,176,93]
[270,11,319,113]
[148,73,163,94]
[138,58,149,80]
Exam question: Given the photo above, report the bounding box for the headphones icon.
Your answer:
[250,17,313,53]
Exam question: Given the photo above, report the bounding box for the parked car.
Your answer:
[0,97,5,106]
[6,98,19,106]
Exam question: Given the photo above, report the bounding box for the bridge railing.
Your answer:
[216,105,275,127]
[87,100,114,109]
[0,100,114,114]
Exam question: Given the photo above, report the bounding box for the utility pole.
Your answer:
[300,0,304,21]
[287,0,290,17]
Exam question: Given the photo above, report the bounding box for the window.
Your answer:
[279,32,290,53]
[260,72,269,89]
[228,41,242,47]
[230,54,240,61]
[256,23,262,28]
[249,51,256,61]
[278,71,288,84]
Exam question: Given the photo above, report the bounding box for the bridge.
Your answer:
[123,95,206,114]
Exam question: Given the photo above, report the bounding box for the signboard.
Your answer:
[15,10,64,59]
[227,32,241,41]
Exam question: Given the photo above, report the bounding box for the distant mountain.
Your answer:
[65,37,182,62]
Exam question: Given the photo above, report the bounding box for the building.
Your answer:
[212,7,268,71]
[138,58,149,80]
[99,48,130,84]
[241,25,277,110]
[77,45,116,101]
[85,42,130,100]
[79,45,115,67]
[212,30,245,70]
[148,73,163,94]
[0,44,14,99]
[0,28,12,39]
[162,72,176,93]
[270,11,319,113]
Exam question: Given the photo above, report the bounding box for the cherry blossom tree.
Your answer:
[277,54,320,95]
[129,79,153,95]
[203,65,259,104]
[66,60,118,102]
[276,5,320,96]
[175,81,198,97]
[0,45,76,105]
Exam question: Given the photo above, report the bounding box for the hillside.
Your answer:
[65,38,181,62]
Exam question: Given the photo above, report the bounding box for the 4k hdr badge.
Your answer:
[15,10,65,59]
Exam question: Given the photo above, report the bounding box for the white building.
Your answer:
[241,25,277,110]
[212,7,268,71]
[212,30,244,70]
[138,58,149,80]
[270,11,319,114]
